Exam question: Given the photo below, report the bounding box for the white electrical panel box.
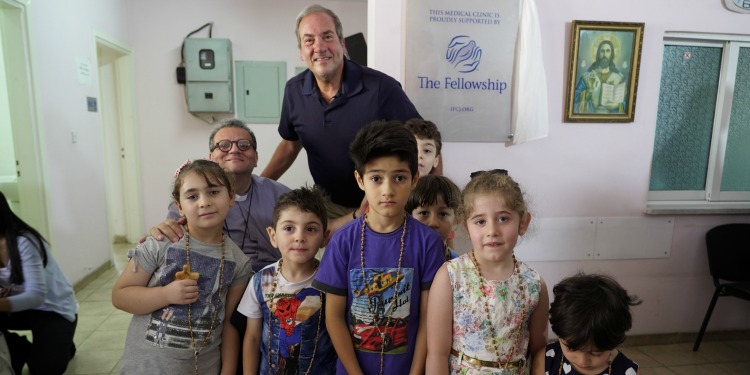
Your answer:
[184,38,233,113]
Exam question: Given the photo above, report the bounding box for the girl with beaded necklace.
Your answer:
[426,169,549,374]
[236,186,336,374]
[113,160,252,374]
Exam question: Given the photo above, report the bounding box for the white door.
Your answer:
[0,0,49,238]
[95,36,143,244]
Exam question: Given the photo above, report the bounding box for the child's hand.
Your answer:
[164,279,199,305]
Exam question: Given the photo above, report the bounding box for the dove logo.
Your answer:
[446,35,482,73]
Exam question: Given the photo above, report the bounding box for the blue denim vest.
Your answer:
[255,266,336,375]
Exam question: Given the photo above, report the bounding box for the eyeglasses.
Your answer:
[470,169,508,179]
[212,139,254,152]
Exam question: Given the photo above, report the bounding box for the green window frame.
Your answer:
[647,33,750,214]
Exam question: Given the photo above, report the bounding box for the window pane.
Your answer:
[649,46,722,191]
[721,47,750,192]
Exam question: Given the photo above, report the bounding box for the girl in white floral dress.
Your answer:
[426,169,549,375]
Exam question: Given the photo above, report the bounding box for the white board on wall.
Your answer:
[516,216,674,261]
[517,217,596,261]
[594,217,674,259]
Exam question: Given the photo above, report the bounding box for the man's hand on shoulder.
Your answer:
[140,218,186,243]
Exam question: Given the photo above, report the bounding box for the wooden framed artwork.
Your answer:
[564,20,644,122]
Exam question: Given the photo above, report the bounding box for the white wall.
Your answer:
[370,0,750,336]
[20,0,750,336]
[25,0,131,281]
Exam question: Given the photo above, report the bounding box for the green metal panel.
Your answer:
[186,82,232,113]
[184,38,232,82]
[184,38,233,113]
[235,61,286,123]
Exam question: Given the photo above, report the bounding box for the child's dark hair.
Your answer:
[272,186,329,232]
[171,159,235,201]
[549,272,642,351]
[459,170,528,223]
[405,175,461,213]
[0,190,48,284]
[404,118,442,155]
[349,120,418,178]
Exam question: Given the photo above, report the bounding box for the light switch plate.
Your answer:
[87,96,97,112]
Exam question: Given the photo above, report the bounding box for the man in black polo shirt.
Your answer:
[261,4,420,232]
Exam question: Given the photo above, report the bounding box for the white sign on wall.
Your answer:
[405,0,519,142]
[76,57,92,85]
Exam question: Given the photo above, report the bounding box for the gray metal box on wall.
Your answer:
[235,61,286,123]
[184,38,233,112]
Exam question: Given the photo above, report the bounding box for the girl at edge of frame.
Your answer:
[112,159,252,374]
[0,190,78,375]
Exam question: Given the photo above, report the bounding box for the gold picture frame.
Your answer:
[564,20,644,122]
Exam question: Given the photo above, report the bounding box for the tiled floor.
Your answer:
[14,243,750,374]
[15,243,133,375]
[62,266,127,375]
[619,341,750,374]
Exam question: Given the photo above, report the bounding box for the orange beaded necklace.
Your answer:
[184,231,225,375]
[265,259,323,375]
[360,213,407,375]
[468,251,526,369]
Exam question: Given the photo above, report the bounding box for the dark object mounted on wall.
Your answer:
[345,32,367,66]
[176,66,186,84]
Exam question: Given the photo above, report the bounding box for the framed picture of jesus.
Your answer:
[564,20,645,123]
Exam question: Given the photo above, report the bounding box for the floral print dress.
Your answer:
[446,254,542,375]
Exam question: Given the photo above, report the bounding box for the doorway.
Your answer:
[0,0,48,237]
[95,35,143,244]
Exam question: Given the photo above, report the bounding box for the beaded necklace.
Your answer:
[265,259,323,375]
[360,213,407,375]
[468,251,526,369]
[184,231,226,375]
[557,350,612,375]
[224,183,253,250]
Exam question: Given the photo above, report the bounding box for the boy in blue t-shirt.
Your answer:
[237,186,336,374]
[312,120,444,375]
